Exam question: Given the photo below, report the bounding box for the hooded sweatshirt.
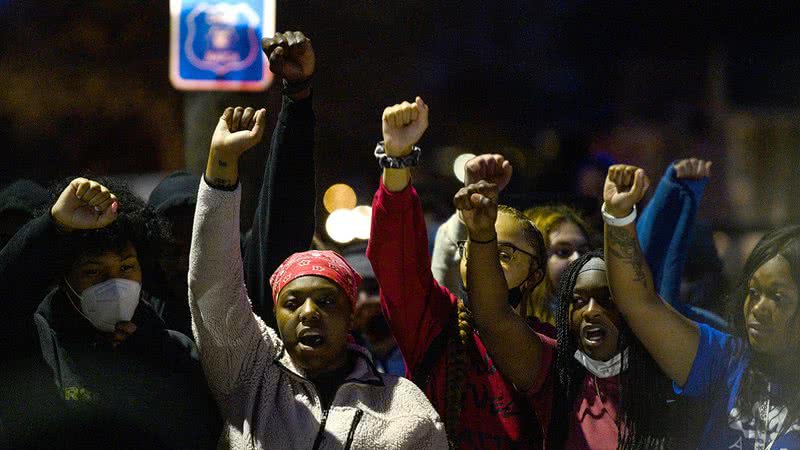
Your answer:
[30,288,220,449]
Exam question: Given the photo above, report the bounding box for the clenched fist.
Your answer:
[603,165,651,218]
[464,154,512,191]
[454,181,499,242]
[381,97,429,157]
[262,31,315,83]
[673,158,712,180]
[51,178,119,232]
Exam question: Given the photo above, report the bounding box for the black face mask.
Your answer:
[458,277,524,309]
[507,284,524,309]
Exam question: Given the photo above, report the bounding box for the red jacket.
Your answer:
[367,181,550,449]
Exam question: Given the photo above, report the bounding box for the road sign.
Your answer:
[170,0,275,91]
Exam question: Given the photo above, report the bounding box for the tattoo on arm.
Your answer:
[217,160,228,168]
[607,226,648,288]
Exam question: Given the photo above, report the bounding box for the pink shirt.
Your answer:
[531,337,620,449]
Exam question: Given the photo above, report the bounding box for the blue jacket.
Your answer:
[637,164,726,331]
[637,164,707,305]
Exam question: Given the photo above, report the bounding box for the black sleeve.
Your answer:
[0,214,66,355]
[243,94,316,327]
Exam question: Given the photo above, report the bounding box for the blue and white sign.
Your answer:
[170,0,275,91]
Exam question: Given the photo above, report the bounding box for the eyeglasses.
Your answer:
[457,240,538,265]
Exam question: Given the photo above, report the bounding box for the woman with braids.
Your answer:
[367,98,550,448]
[436,158,712,335]
[456,169,678,448]
[602,164,800,449]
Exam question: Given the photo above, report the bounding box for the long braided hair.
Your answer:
[442,205,547,446]
[727,226,800,439]
[547,250,672,449]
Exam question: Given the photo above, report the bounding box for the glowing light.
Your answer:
[323,184,357,213]
[352,205,372,240]
[325,209,356,244]
[453,153,476,183]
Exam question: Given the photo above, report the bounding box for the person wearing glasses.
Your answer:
[367,97,549,448]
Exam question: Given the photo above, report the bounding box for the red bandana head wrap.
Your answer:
[270,250,363,308]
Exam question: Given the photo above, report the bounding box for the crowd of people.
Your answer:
[1,30,798,450]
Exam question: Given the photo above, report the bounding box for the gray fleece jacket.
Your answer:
[188,180,448,450]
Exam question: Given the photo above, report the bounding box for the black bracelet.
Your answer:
[374,141,422,169]
[468,235,497,244]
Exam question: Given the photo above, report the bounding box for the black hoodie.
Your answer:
[27,288,220,449]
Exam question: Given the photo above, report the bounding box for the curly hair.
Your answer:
[727,225,800,439]
[547,249,672,449]
[524,205,593,325]
[46,176,171,290]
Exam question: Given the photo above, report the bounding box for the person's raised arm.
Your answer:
[431,155,516,294]
[367,98,454,374]
[454,155,545,391]
[190,105,271,400]
[637,158,712,304]
[244,31,316,324]
[602,164,699,386]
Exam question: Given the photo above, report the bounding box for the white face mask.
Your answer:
[573,348,629,379]
[65,278,141,332]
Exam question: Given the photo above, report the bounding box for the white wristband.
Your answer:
[601,202,637,226]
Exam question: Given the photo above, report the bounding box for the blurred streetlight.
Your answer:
[452,153,476,183]
[323,183,357,213]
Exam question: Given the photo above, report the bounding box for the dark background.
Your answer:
[2,1,800,264]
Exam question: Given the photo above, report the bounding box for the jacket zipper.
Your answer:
[343,409,364,450]
[311,407,331,450]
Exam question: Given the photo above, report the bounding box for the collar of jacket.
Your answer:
[273,342,385,388]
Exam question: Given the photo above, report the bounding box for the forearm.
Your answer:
[189,180,273,394]
[367,181,451,370]
[604,222,698,385]
[382,167,411,192]
[204,147,240,188]
[244,95,315,319]
[467,239,543,390]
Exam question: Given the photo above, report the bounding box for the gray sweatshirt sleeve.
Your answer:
[188,179,278,402]
[430,211,468,293]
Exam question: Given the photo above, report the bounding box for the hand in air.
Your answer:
[454,181,499,242]
[381,97,429,157]
[673,158,712,180]
[210,106,267,160]
[464,154,513,191]
[603,164,651,218]
[262,31,315,82]
[51,178,119,232]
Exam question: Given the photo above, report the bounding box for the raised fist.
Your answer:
[51,178,118,232]
[262,31,315,83]
[454,181,499,242]
[381,97,429,157]
[464,154,513,192]
[210,106,267,160]
[673,158,712,180]
[603,164,651,218]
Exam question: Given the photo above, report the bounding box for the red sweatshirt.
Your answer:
[367,181,550,449]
